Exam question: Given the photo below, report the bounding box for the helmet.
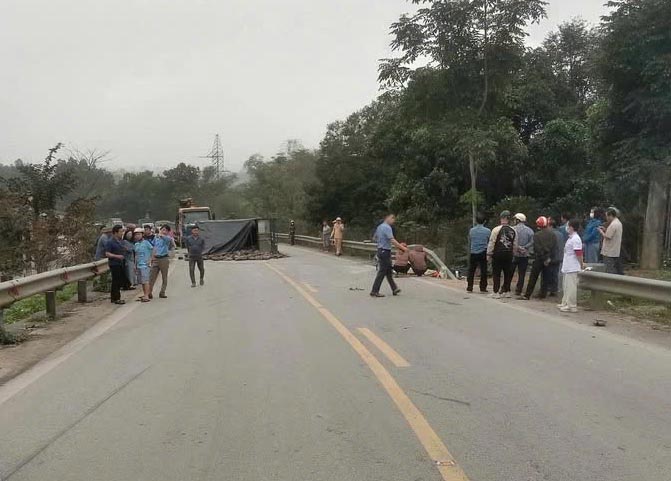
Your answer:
[500,210,511,219]
[536,216,548,228]
[133,227,144,234]
[513,213,527,223]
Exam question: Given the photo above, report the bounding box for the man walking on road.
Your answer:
[523,217,557,300]
[467,214,491,293]
[599,208,624,275]
[186,226,206,288]
[105,225,127,305]
[370,214,408,298]
[149,225,174,299]
[512,213,534,297]
[487,210,518,299]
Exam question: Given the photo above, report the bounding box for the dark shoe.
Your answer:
[113,300,126,305]
[200,279,204,286]
[480,290,489,294]
[159,293,168,299]
[466,288,473,293]
[191,283,196,288]
[148,293,153,299]
[392,289,402,296]
[370,293,385,298]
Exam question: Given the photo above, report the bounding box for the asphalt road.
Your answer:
[0,245,669,481]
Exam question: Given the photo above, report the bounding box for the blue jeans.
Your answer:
[584,242,600,264]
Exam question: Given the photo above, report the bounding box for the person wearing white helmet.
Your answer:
[512,213,534,297]
[133,227,153,302]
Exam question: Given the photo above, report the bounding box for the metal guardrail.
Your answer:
[578,270,671,304]
[278,233,456,279]
[0,260,109,323]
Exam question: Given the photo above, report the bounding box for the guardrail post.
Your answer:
[77,280,88,303]
[0,309,7,343]
[45,290,57,320]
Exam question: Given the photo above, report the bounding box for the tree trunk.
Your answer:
[640,167,671,269]
[469,152,477,226]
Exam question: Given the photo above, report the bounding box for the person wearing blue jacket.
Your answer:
[583,207,605,264]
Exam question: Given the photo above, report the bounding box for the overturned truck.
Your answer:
[195,218,281,260]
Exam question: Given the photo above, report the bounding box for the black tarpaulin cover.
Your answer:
[197,220,258,254]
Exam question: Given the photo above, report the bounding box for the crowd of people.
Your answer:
[286,207,624,310]
[467,207,625,313]
[94,223,207,305]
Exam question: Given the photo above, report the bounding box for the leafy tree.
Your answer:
[244,143,318,227]
[595,0,671,182]
[6,144,76,215]
[308,99,400,228]
[163,163,201,201]
[379,0,546,224]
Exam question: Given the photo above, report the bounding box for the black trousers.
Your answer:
[393,265,410,274]
[547,263,560,294]
[492,252,514,294]
[371,249,398,294]
[467,252,488,292]
[189,258,205,284]
[110,264,124,302]
[524,258,551,298]
[512,257,529,295]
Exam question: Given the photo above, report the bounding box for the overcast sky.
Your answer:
[0,0,608,172]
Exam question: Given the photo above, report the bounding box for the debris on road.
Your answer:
[204,250,286,262]
[594,319,608,327]
[349,287,365,291]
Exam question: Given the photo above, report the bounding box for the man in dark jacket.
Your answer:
[547,217,565,296]
[487,210,518,298]
[523,217,557,300]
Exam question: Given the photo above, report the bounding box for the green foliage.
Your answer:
[490,196,542,221]
[163,163,201,201]
[3,283,78,324]
[595,0,671,182]
[244,143,318,227]
[6,144,76,215]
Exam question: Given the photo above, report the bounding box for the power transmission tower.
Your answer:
[200,134,225,179]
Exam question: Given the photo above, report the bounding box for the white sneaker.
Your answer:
[560,306,578,313]
[489,293,501,299]
[556,304,566,309]
[501,292,512,299]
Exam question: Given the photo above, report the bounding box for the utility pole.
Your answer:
[200,134,225,179]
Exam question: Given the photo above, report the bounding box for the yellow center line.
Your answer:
[303,282,319,293]
[357,327,410,368]
[265,263,470,481]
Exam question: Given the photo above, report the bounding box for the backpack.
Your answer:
[494,225,516,254]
